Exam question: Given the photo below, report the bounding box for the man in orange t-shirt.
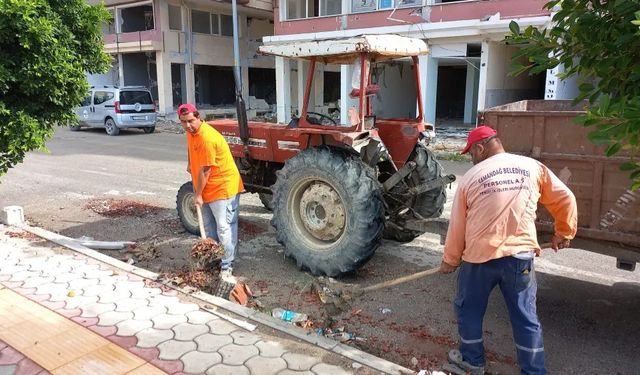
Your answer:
[439,126,577,375]
[178,103,244,277]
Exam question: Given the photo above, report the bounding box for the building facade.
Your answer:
[87,0,275,117]
[263,0,577,126]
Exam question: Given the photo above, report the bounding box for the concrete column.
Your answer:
[476,41,490,111]
[186,63,196,105]
[155,51,173,114]
[297,60,309,115]
[117,54,125,87]
[418,54,438,125]
[463,61,479,124]
[545,63,580,100]
[276,56,291,123]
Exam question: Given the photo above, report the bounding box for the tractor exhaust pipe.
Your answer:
[231,0,249,145]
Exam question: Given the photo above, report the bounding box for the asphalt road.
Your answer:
[1,126,639,374]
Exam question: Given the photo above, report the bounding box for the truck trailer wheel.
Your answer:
[176,181,199,236]
[271,147,384,277]
[384,144,446,242]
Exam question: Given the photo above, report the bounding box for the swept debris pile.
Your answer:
[6,231,40,241]
[190,238,224,271]
[85,199,162,217]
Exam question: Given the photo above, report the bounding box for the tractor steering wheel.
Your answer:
[306,112,338,126]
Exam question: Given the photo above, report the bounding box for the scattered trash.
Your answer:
[272,308,308,323]
[350,308,362,316]
[126,258,136,265]
[379,307,393,315]
[411,357,419,366]
[74,236,134,250]
[67,290,76,297]
[352,363,363,370]
[314,326,365,342]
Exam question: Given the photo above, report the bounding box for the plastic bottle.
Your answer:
[271,308,308,323]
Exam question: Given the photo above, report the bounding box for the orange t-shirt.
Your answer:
[443,152,577,266]
[186,123,244,203]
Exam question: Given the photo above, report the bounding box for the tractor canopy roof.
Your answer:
[258,34,429,64]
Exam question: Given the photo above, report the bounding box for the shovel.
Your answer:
[314,242,553,310]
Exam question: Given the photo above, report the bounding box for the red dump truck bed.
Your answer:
[479,100,640,269]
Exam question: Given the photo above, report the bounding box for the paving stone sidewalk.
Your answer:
[0,226,409,375]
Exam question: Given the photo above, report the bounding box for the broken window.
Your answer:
[192,10,211,34]
[120,5,154,33]
[194,65,236,107]
[169,5,182,31]
[249,68,276,105]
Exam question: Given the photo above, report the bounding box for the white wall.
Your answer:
[484,43,542,108]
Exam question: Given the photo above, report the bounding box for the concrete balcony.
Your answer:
[103,29,163,54]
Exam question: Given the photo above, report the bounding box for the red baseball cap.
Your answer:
[177,103,197,116]
[461,126,497,154]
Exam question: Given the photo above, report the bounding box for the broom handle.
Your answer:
[196,205,207,240]
[360,242,553,294]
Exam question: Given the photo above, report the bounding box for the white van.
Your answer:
[73,86,157,135]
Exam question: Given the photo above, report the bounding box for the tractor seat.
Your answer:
[349,84,380,99]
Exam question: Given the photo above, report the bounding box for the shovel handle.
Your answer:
[196,205,207,240]
[360,266,441,294]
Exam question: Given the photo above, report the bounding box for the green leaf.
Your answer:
[509,21,521,35]
[620,162,638,171]
[605,142,622,156]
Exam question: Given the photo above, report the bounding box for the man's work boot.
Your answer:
[445,349,485,375]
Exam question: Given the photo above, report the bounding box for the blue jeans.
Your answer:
[201,195,240,270]
[455,256,546,375]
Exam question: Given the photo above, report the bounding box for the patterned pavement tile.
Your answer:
[97,311,134,326]
[114,298,149,312]
[165,302,199,316]
[245,356,288,375]
[255,340,287,358]
[152,313,188,330]
[135,327,175,348]
[132,305,167,321]
[173,323,210,341]
[311,363,353,375]
[157,340,197,361]
[206,320,239,335]
[194,333,233,353]
[218,343,259,365]
[181,351,222,374]
[116,319,153,337]
[206,364,250,375]
[230,331,261,346]
[282,352,321,371]
[185,310,219,325]
[64,295,99,310]
[80,302,116,318]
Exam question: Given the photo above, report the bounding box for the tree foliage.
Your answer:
[0,0,111,176]
[505,0,640,190]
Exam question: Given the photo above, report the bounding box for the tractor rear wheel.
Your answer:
[258,192,273,211]
[176,181,199,236]
[271,147,384,277]
[384,144,446,242]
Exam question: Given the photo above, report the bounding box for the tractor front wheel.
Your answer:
[271,147,384,277]
[176,181,199,236]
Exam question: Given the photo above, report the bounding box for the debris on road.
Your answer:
[85,198,162,217]
[6,230,40,240]
[74,235,134,250]
[190,238,224,271]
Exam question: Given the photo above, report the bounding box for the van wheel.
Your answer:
[69,124,81,131]
[143,126,155,134]
[105,118,120,136]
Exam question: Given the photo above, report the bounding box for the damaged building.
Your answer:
[264,0,573,128]
[87,0,275,118]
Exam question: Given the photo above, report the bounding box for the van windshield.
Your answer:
[119,91,153,104]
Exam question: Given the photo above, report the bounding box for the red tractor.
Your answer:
[177,34,454,277]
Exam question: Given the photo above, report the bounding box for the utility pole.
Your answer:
[231,0,249,145]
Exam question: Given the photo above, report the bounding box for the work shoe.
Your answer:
[220,267,233,279]
[447,350,485,375]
